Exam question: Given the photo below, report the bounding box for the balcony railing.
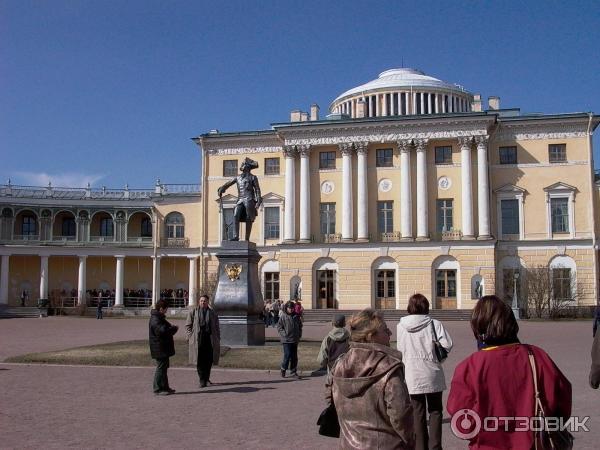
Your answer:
[380,232,402,242]
[90,236,115,243]
[52,235,77,242]
[319,233,342,244]
[127,236,153,244]
[440,229,463,241]
[161,237,190,248]
[12,234,40,241]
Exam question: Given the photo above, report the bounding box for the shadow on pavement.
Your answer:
[172,386,276,395]
[207,379,303,387]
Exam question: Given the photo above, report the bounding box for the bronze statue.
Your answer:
[218,157,262,241]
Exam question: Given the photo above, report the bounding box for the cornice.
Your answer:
[201,134,284,156]
[493,121,591,142]
[278,119,491,147]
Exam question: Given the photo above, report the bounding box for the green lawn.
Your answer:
[6,339,324,371]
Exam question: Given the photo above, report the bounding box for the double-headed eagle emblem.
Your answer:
[224,263,242,281]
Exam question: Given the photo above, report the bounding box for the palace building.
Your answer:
[1,68,599,312]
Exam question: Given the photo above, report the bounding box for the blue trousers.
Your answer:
[281,343,298,372]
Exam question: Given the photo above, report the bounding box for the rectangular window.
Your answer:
[62,218,76,237]
[435,146,452,164]
[223,159,238,177]
[551,197,569,233]
[549,144,566,163]
[22,216,37,236]
[436,270,456,297]
[552,268,571,302]
[501,199,520,235]
[223,208,235,240]
[264,157,280,175]
[499,146,517,164]
[264,207,280,239]
[436,199,453,232]
[264,272,280,301]
[376,148,393,167]
[100,218,113,237]
[319,151,336,169]
[320,203,336,235]
[377,201,394,234]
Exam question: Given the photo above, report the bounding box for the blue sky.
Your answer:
[1,0,599,188]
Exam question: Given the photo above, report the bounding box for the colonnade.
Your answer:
[337,91,471,118]
[282,136,491,243]
[0,253,199,307]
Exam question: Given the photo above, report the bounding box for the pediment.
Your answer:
[494,183,527,194]
[215,194,237,204]
[543,182,577,193]
[261,192,284,203]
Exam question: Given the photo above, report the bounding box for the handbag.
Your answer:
[430,321,448,363]
[527,346,574,450]
[317,402,340,438]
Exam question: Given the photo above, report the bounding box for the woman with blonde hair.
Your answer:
[326,308,415,449]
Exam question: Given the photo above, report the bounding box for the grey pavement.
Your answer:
[0,317,598,449]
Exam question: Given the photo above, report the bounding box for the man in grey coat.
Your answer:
[185,294,221,387]
[277,301,302,378]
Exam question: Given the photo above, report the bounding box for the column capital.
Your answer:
[397,139,413,153]
[152,255,162,260]
[115,255,126,260]
[354,141,369,155]
[339,142,353,156]
[475,135,489,148]
[78,255,88,260]
[414,139,429,152]
[187,255,198,260]
[458,136,474,149]
[283,145,297,158]
[297,144,311,157]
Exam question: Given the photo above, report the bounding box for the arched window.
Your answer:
[165,212,184,238]
[22,215,37,236]
[62,218,76,237]
[141,217,152,237]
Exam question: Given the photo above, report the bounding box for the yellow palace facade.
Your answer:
[1,68,599,312]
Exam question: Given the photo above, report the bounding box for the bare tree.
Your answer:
[523,266,552,319]
[523,265,579,319]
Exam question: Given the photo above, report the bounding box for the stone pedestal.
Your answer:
[213,241,265,346]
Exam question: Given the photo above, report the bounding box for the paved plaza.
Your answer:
[0,316,598,449]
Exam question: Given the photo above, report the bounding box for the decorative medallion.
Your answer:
[224,264,242,281]
[438,176,452,191]
[378,179,392,193]
[321,181,335,195]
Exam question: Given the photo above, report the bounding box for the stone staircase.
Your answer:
[0,306,44,319]
[303,308,472,323]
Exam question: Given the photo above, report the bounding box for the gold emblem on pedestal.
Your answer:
[224,263,242,281]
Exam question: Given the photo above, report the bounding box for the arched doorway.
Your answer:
[432,256,460,309]
[313,257,338,309]
[372,257,398,309]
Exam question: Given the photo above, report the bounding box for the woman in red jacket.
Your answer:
[447,295,571,449]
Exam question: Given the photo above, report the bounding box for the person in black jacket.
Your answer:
[149,299,178,395]
[277,301,303,378]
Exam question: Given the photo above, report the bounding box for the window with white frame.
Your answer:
[264,272,280,301]
[436,199,453,232]
[549,255,576,303]
[551,198,569,233]
[21,215,37,236]
[377,201,393,234]
[501,199,520,235]
[320,203,336,235]
[264,207,280,239]
[548,144,566,163]
[222,208,235,240]
[165,212,184,238]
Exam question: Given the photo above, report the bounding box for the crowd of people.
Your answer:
[262,299,304,327]
[147,292,600,449]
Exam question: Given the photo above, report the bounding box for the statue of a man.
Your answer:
[217,157,262,241]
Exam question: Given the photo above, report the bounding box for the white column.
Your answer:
[412,92,417,114]
[115,255,124,306]
[442,94,447,113]
[476,136,491,239]
[449,94,454,113]
[152,256,161,307]
[340,143,354,241]
[434,93,439,113]
[283,146,296,243]
[415,139,429,240]
[356,142,369,241]
[0,254,9,305]
[420,92,425,114]
[77,255,87,305]
[399,140,413,240]
[298,145,311,243]
[427,93,432,114]
[460,137,474,239]
[40,255,49,299]
[381,94,387,117]
[188,256,197,307]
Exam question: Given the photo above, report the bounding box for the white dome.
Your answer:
[332,68,469,104]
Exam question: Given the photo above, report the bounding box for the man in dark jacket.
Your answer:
[277,301,302,378]
[149,299,178,395]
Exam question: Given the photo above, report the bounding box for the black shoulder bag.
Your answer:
[431,321,448,363]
